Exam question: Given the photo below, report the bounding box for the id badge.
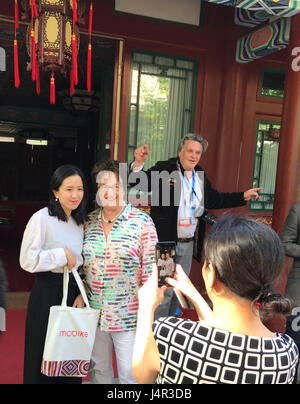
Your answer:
[179,219,191,227]
[190,216,197,225]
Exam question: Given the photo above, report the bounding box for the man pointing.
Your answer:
[130,134,262,316]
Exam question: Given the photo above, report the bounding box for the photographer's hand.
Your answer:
[167,264,212,321]
[133,264,167,384]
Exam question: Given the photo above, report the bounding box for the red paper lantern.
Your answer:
[15,0,93,104]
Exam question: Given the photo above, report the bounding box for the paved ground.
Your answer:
[7,292,30,309]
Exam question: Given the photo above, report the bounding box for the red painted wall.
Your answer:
[0,1,286,192]
[0,2,289,329]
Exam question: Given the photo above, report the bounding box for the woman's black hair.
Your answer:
[204,214,294,319]
[48,164,88,225]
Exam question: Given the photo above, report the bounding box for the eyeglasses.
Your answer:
[98,184,120,191]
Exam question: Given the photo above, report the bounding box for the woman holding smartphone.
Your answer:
[133,215,299,384]
[20,165,88,384]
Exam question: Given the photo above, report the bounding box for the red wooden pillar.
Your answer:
[273,14,300,234]
[269,14,300,332]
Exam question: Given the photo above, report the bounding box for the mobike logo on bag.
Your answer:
[59,330,89,338]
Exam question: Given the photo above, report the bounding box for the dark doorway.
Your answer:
[0,19,116,291]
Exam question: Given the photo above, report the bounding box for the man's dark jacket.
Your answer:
[129,157,246,261]
[280,204,300,307]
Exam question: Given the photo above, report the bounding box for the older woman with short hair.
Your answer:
[83,159,157,384]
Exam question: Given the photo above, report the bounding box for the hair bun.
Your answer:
[254,285,294,319]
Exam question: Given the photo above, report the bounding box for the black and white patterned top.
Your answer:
[153,317,299,384]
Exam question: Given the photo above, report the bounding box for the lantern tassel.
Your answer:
[89,2,93,35]
[72,33,78,85]
[15,0,19,29]
[14,39,20,88]
[31,29,36,82]
[50,72,55,104]
[87,2,93,91]
[72,0,78,85]
[14,0,20,88]
[70,68,75,97]
[36,65,40,95]
[31,0,38,18]
[72,0,78,23]
[87,44,92,92]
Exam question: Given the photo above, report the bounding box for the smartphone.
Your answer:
[155,241,176,287]
[155,241,191,309]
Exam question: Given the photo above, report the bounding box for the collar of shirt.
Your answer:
[122,202,131,219]
[98,202,131,222]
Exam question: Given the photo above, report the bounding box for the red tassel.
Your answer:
[15,0,19,29]
[87,2,93,91]
[70,68,75,96]
[89,2,93,35]
[50,72,55,104]
[14,0,20,88]
[14,39,20,88]
[31,0,38,18]
[72,0,78,23]
[31,29,36,82]
[72,0,78,85]
[36,66,40,95]
[87,44,92,91]
[72,33,78,85]
[33,0,38,17]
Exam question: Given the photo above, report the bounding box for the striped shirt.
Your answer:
[83,203,158,332]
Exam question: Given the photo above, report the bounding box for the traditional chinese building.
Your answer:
[1,0,300,333]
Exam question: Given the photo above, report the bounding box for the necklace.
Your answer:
[101,205,125,224]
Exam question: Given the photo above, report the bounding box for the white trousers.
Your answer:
[89,327,137,384]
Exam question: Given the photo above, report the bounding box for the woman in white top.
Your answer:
[20,165,88,384]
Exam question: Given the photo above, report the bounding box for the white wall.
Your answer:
[114,0,202,26]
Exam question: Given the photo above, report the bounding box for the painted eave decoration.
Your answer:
[205,0,300,23]
[236,17,291,62]
[203,0,300,62]
[234,0,300,26]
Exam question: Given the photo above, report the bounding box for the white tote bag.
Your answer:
[41,268,99,377]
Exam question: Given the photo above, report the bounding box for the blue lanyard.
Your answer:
[182,171,195,203]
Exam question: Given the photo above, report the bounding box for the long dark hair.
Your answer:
[204,215,293,319]
[48,165,88,225]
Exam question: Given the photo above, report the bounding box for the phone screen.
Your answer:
[155,241,176,287]
[156,241,191,309]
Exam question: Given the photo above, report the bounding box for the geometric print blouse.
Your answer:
[83,203,157,332]
[153,317,299,384]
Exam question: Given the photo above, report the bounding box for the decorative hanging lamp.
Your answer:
[15,0,92,104]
